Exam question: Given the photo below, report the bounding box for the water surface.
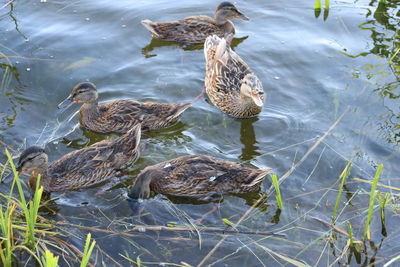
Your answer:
[1,0,399,266]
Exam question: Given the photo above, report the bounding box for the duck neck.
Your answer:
[214,14,235,35]
[80,101,100,122]
[29,165,49,190]
[230,93,261,117]
[215,13,227,25]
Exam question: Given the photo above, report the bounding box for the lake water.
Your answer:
[0,0,399,266]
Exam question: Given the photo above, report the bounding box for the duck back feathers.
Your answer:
[129,154,272,200]
[44,124,141,192]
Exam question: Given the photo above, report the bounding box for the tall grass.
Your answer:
[0,150,49,266]
[42,250,59,267]
[270,174,283,210]
[5,149,44,248]
[332,161,352,222]
[80,233,96,267]
[364,164,383,240]
[0,149,96,266]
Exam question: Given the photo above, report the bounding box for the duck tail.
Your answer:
[204,35,230,66]
[204,35,221,59]
[248,168,272,187]
[141,19,160,38]
[125,123,142,151]
[171,102,192,119]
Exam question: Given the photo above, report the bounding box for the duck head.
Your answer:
[58,82,98,109]
[240,74,265,108]
[215,2,249,25]
[16,146,48,175]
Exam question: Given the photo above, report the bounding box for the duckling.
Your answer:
[128,154,272,201]
[15,124,141,193]
[58,82,191,134]
[204,34,265,118]
[141,2,249,45]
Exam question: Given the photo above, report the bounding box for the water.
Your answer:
[0,0,399,266]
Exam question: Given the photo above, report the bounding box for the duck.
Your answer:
[128,154,272,201]
[204,34,265,118]
[58,82,191,134]
[141,2,249,45]
[14,124,141,193]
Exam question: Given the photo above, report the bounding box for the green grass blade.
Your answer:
[314,0,321,9]
[42,250,59,267]
[324,0,330,9]
[332,161,352,222]
[364,164,384,240]
[347,222,354,246]
[136,256,141,267]
[80,233,96,267]
[270,174,283,210]
[384,254,400,267]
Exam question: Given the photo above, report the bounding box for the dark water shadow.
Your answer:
[236,117,261,162]
[60,121,190,150]
[141,36,249,58]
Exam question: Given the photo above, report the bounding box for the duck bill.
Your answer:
[58,95,74,110]
[236,11,249,21]
[251,94,264,107]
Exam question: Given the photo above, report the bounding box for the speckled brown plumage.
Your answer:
[129,154,272,201]
[58,82,191,134]
[142,16,232,45]
[141,2,248,45]
[79,100,192,134]
[204,35,265,118]
[17,125,141,193]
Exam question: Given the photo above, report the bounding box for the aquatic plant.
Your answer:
[364,164,383,240]
[332,161,351,222]
[0,150,97,266]
[270,174,283,210]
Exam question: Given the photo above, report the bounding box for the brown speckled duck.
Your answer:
[15,124,141,193]
[128,154,272,201]
[141,2,249,45]
[58,82,191,134]
[204,34,265,118]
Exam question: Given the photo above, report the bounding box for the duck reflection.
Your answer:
[141,36,248,58]
[238,117,261,161]
[60,121,191,150]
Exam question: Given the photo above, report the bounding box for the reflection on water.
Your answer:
[1,0,400,265]
[238,117,261,161]
[142,35,248,57]
[357,0,399,144]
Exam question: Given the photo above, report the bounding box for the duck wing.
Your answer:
[142,16,224,44]
[205,35,251,96]
[94,100,190,133]
[47,143,116,191]
[146,155,271,198]
[47,125,141,192]
[138,102,191,130]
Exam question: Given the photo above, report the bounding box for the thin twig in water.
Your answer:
[0,139,16,152]
[197,108,349,267]
[1,0,15,10]
[55,221,284,238]
[302,146,326,186]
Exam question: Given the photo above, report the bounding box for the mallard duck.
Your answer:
[204,34,265,118]
[15,124,141,192]
[58,82,191,134]
[128,154,272,201]
[141,2,249,45]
